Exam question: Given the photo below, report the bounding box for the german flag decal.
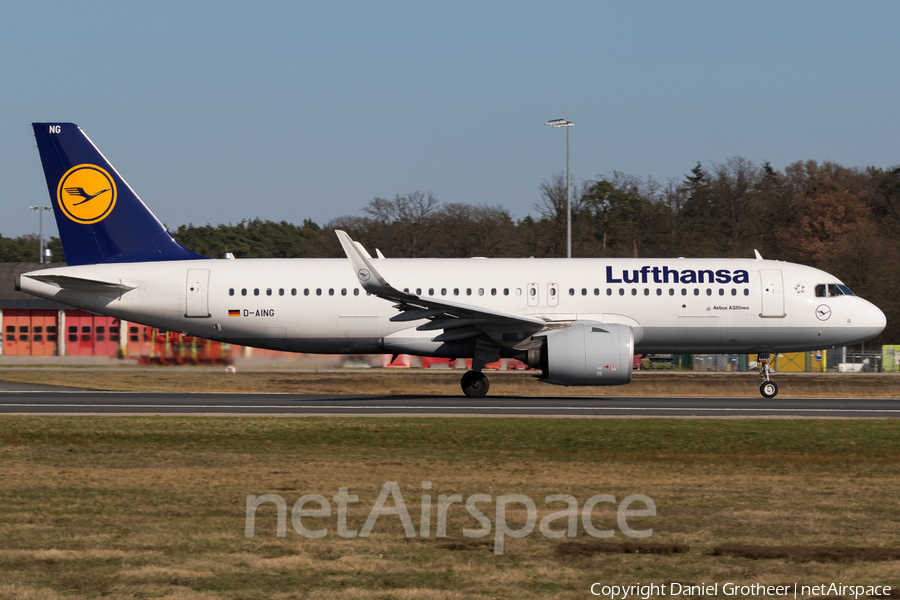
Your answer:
[228,310,240,317]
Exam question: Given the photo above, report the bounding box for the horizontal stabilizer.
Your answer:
[24,273,137,293]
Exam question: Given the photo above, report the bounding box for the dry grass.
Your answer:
[0,417,898,598]
[0,367,898,397]
[713,544,900,563]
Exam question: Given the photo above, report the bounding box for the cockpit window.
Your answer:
[817,283,855,297]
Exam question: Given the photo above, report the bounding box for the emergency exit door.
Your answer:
[760,269,785,317]
[185,269,211,318]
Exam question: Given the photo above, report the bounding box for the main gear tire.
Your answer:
[461,370,490,398]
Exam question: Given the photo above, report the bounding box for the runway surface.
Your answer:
[0,381,898,417]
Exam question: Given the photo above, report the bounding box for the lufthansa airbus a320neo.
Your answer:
[18,123,886,397]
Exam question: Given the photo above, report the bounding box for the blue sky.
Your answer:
[2,1,898,239]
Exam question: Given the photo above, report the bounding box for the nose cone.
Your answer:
[864,300,887,337]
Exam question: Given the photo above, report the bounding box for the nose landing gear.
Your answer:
[757,353,778,398]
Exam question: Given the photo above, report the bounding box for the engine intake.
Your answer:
[528,321,634,386]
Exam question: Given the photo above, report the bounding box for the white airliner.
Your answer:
[18,123,886,398]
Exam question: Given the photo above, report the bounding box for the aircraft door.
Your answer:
[185,269,211,318]
[527,283,539,307]
[548,283,559,307]
[760,269,785,317]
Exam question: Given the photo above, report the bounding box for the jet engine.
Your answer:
[527,321,634,386]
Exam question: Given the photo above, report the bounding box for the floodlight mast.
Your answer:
[29,205,52,263]
[545,118,573,258]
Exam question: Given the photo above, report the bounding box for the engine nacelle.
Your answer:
[528,321,634,386]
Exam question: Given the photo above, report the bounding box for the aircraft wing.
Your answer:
[335,230,546,345]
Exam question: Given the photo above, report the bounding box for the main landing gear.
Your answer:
[461,370,490,398]
[757,353,778,398]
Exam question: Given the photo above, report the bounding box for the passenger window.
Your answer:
[607,289,612,296]
[516,288,522,296]
[416,288,422,295]
[279,289,284,296]
[242,289,247,296]
[266,288,272,296]
[731,288,737,296]
[582,288,587,296]
[466,288,472,296]
[815,284,826,297]
[657,288,662,296]
[681,289,687,296]
[644,288,650,296]
[316,289,322,296]
[304,289,309,296]
[329,289,334,296]
[694,289,700,296]
[441,288,447,296]
[491,288,496,296]
[503,288,509,296]
[718,289,724,296]
[454,288,460,296]
[619,289,624,296]
[341,288,347,296]
[404,288,409,293]
[229,288,234,296]
[478,288,484,296]
[429,288,435,295]
[568,288,574,296]
[254,289,260,296]
[743,289,750,296]
[669,289,674,296]
[594,288,599,295]
[631,289,637,296]
[706,289,712,296]
[292,289,297,296]
[354,289,360,296]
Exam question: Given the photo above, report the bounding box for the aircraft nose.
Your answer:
[864,301,887,337]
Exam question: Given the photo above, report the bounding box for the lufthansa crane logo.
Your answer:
[357,269,370,281]
[56,164,117,224]
[815,304,832,321]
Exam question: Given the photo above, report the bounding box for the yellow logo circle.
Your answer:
[56,164,117,224]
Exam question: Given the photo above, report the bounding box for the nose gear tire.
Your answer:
[760,381,778,398]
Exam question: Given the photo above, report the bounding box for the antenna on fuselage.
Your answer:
[754,249,763,260]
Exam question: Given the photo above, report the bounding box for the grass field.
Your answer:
[1,416,899,599]
[0,366,897,397]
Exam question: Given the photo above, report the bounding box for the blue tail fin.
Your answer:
[32,123,208,266]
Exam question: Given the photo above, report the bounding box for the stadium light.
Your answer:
[29,205,53,263]
[545,118,573,258]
